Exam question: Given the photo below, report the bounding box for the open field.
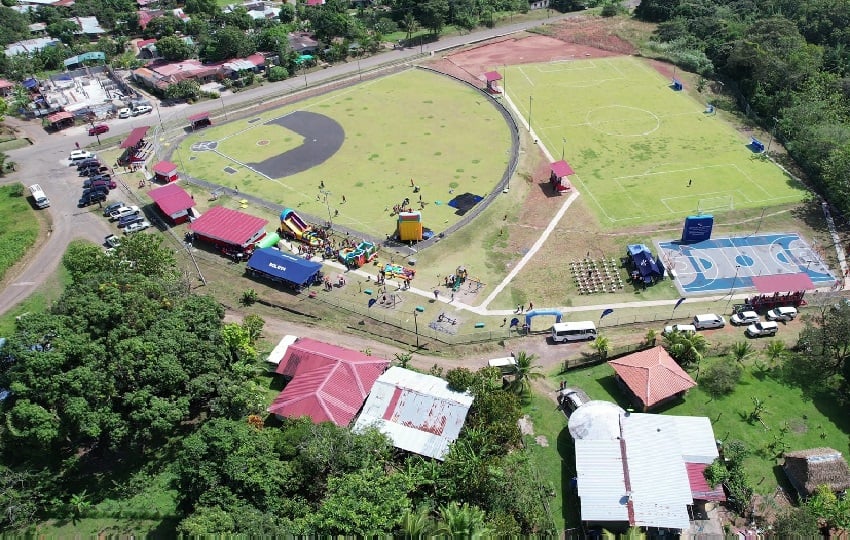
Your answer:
[0,183,41,282]
[503,56,808,228]
[177,68,513,240]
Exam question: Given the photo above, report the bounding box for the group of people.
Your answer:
[514,302,533,313]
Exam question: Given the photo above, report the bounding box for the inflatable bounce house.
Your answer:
[339,241,378,268]
[397,211,423,242]
[279,208,322,246]
[384,263,416,280]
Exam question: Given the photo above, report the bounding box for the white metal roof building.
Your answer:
[353,366,474,460]
[671,416,720,464]
[574,439,630,524]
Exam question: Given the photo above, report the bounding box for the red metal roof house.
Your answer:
[149,183,194,224]
[189,206,267,254]
[152,160,178,183]
[608,346,697,411]
[268,337,389,426]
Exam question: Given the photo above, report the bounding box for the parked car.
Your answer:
[123,220,151,234]
[731,310,760,325]
[88,124,109,136]
[83,177,113,189]
[103,201,125,217]
[118,214,145,228]
[83,167,110,177]
[76,159,100,170]
[692,314,725,329]
[118,107,132,118]
[557,387,590,414]
[109,205,140,221]
[90,179,116,191]
[663,324,697,336]
[766,306,798,321]
[79,190,107,207]
[69,150,95,164]
[746,321,779,337]
[104,234,121,248]
[132,105,153,116]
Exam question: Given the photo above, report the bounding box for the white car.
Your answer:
[109,205,140,221]
[663,324,697,336]
[69,150,94,161]
[104,234,121,248]
[123,220,151,234]
[746,321,779,337]
[766,306,798,321]
[132,105,153,116]
[731,310,760,325]
[118,107,132,118]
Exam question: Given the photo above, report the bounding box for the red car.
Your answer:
[88,124,109,136]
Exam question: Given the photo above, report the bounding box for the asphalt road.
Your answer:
[0,11,578,317]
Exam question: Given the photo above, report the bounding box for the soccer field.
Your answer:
[503,56,807,227]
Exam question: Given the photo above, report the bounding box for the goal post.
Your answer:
[697,195,734,214]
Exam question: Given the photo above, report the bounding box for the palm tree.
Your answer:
[662,331,709,367]
[402,12,418,43]
[731,341,754,363]
[643,329,657,346]
[394,351,413,368]
[399,504,433,539]
[764,340,786,365]
[592,335,610,358]
[508,351,543,396]
[435,502,491,539]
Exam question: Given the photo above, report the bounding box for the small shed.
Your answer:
[482,70,502,94]
[783,448,850,498]
[189,206,267,255]
[187,111,211,130]
[148,183,194,224]
[152,160,178,183]
[549,160,574,193]
[46,110,74,130]
[246,248,322,290]
[608,346,697,411]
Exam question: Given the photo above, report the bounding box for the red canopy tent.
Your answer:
[549,160,574,193]
[152,160,178,183]
[483,71,502,94]
[747,273,814,310]
[149,183,194,224]
[187,111,211,130]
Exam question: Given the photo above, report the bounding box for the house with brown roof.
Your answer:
[783,448,850,498]
[608,346,697,411]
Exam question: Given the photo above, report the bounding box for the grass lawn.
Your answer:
[0,183,40,282]
[503,56,807,228]
[557,353,850,495]
[177,68,512,240]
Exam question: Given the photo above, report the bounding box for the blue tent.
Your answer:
[246,248,322,288]
[626,244,663,283]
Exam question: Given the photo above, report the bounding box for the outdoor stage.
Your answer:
[657,233,837,296]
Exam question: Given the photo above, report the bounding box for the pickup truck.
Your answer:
[109,205,140,221]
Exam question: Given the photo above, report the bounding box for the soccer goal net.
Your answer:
[697,195,734,213]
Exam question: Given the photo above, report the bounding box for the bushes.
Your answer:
[267,66,289,82]
[701,358,743,397]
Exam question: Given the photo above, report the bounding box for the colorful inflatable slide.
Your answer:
[279,208,322,246]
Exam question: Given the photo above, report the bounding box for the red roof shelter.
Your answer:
[483,70,502,94]
[152,160,178,183]
[187,111,211,130]
[46,111,74,130]
[149,183,194,224]
[746,273,814,311]
[189,206,267,253]
[120,126,150,149]
[608,346,697,411]
[550,160,574,193]
[269,337,389,426]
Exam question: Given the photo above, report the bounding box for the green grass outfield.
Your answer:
[177,69,512,239]
[503,56,807,228]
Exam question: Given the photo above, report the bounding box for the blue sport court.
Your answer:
[657,233,837,295]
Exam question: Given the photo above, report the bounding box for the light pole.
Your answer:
[561,137,566,161]
[725,265,741,313]
[220,95,227,121]
[413,310,420,349]
[356,54,362,81]
[528,95,532,133]
[320,188,332,228]
[766,116,779,153]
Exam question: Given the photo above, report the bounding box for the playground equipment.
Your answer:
[384,263,416,280]
[279,208,322,247]
[257,232,281,249]
[397,211,423,242]
[339,241,378,268]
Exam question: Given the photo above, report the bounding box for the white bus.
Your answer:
[28,184,50,209]
[551,321,597,343]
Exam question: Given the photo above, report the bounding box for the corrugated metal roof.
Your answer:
[608,346,696,408]
[353,367,473,460]
[672,416,719,464]
[621,414,692,530]
[574,439,630,522]
[685,463,726,501]
[190,206,268,248]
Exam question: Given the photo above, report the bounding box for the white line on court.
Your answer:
[517,66,534,86]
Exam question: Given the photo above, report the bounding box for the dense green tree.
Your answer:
[201,27,257,62]
[416,0,449,36]
[0,6,32,46]
[445,367,476,392]
[634,0,680,22]
[143,14,181,38]
[279,2,295,24]
[183,0,218,16]
[700,358,743,397]
[508,351,543,397]
[156,35,194,60]
[789,302,850,396]
[771,506,821,538]
[47,20,79,45]
[165,79,201,100]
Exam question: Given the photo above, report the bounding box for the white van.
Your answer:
[551,321,597,343]
[693,314,725,329]
[28,184,50,209]
[488,357,517,374]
